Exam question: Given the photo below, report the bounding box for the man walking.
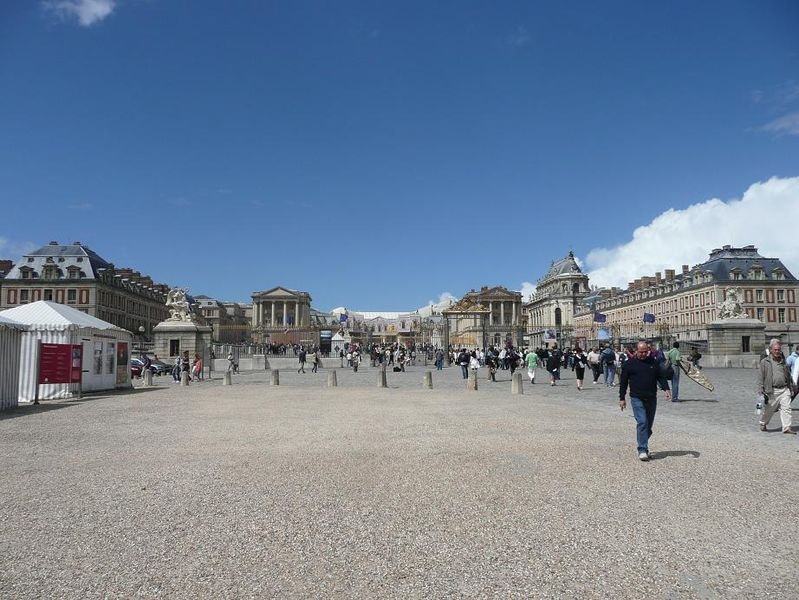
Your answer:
[602,344,617,386]
[667,342,682,402]
[297,347,307,373]
[758,339,795,434]
[619,341,672,461]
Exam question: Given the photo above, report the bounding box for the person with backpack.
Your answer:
[602,344,617,386]
[457,348,470,379]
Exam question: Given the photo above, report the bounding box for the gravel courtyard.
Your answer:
[1,364,797,599]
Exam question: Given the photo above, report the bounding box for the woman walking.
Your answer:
[573,347,588,390]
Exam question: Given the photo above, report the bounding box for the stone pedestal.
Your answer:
[152,320,213,367]
[705,318,766,368]
[512,372,523,395]
[423,371,433,389]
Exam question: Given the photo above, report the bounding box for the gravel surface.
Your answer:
[1,363,797,599]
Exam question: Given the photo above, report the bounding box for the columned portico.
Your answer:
[251,286,314,344]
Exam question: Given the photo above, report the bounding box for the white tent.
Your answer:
[0,314,26,410]
[0,301,133,403]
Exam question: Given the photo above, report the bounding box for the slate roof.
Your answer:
[539,251,583,283]
[698,245,796,281]
[6,241,111,280]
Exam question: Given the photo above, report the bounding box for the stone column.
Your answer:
[271,302,276,326]
[489,301,494,325]
[282,302,287,326]
[295,301,299,327]
[500,302,505,325]
[512,302,517,325]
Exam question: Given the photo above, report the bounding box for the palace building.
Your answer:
[571,245,799,350]
[523,252,591,349]
[0,241,171,336]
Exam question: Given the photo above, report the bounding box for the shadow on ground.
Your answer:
[651,450,701,460]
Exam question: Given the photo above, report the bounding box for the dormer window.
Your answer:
[20,266,33,280]
[772,268,785,280]
[43,265,59,279]
[730,268,742,281]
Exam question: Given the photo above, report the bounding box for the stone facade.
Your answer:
[572,245,799,352]
[251,287,313,344]
[0,241,170,336]
[523,252,590,348]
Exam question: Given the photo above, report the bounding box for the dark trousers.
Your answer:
[630,396,657,453]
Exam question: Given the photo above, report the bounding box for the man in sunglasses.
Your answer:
[619,340,672,461]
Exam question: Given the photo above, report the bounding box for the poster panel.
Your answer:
[39,344,82,384]
[116,342,129,385]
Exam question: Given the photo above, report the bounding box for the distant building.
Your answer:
[0,260,13,278]
[523,252,591,348]
[443,286,523,349]
[572,245,799,350]
[251,287,313,344]
[0,241,171,335]
[195,296,252,343]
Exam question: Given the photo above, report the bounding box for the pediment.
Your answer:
[444,298,491,313]
[253,286,304,300]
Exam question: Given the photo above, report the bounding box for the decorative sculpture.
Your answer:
[717,287,747,319]
[165,288,195,322]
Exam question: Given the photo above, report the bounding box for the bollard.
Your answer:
[423,370,433,389]
[512,372,523,395]
[328,370,337,387]
[142,369,153,387]
[271,369,280,386]
[377,369,387,388]
[180,371,190,386]
[223,371,232,386]
[467,371,478,391]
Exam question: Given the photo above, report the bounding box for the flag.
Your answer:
[339,313,348,322]
[593,312,607,323]
[597,327,610,340]
[643,312,656,323]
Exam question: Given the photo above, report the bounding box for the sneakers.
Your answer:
[759,423,768,432]
[783,428,797,435]
[638,452,650,461]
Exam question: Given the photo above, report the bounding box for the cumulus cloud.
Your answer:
[427,292,456,306]
[585,176,799,289]
[43,0,116,27]
[519,281,537,302]
[761,112,799,136]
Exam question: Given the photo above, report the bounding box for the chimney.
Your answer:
[655,272,662,283]
[665,269,675,281]
[682,265,689,275]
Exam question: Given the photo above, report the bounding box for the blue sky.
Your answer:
[1,1,798,310]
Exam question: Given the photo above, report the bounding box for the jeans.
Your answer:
[671,368,680,401]
[630,396,657,453]
[460,364,469,379]
[604,364,616,385]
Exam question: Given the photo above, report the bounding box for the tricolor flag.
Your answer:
[643,312,656,323]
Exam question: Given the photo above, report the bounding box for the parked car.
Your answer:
[130,358,144,378]
[148,359,170,376]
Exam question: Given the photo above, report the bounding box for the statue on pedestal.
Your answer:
[165,288,195,322]
[717,287,747,319]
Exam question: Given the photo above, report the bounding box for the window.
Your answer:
[756,308,764,320]
[742,336,750,353]
[778,308,786,323]
[20,289,29,303]
[67,289,77,304]
[777,290,785,302]
[21,270,31,280]
[732,272,742,281]
[44,289,53,301]
[756,290,764,302]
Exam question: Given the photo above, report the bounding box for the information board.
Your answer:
[39,343,82,384]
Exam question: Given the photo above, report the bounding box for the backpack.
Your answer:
[603,349,615,365]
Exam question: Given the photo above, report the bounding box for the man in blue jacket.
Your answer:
[619,340,671,461]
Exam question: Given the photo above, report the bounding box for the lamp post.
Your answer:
[138,325,145,356]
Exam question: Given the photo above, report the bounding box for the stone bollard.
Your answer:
[142,369,153,387]
[180,371,190,386]
[328,370,338,387]
[271,369,280,386]
[467,371,478,391]
[423,370,433,389]
[377,369,387,388]
[223,371,232,386]
[512,372,523,395]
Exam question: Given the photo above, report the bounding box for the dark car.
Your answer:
[148,359,170,376]
[130,358,144,378]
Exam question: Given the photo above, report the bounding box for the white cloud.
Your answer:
[519,281,537,302]
[0,237,38,260]
[585,176,799,289]
[761,112,799,136]
[43,0,116,27]
[507,26,532,47]
[427,292,456,306]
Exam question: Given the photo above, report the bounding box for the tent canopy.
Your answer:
[0,301,127,332]
[0,314,27,330]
